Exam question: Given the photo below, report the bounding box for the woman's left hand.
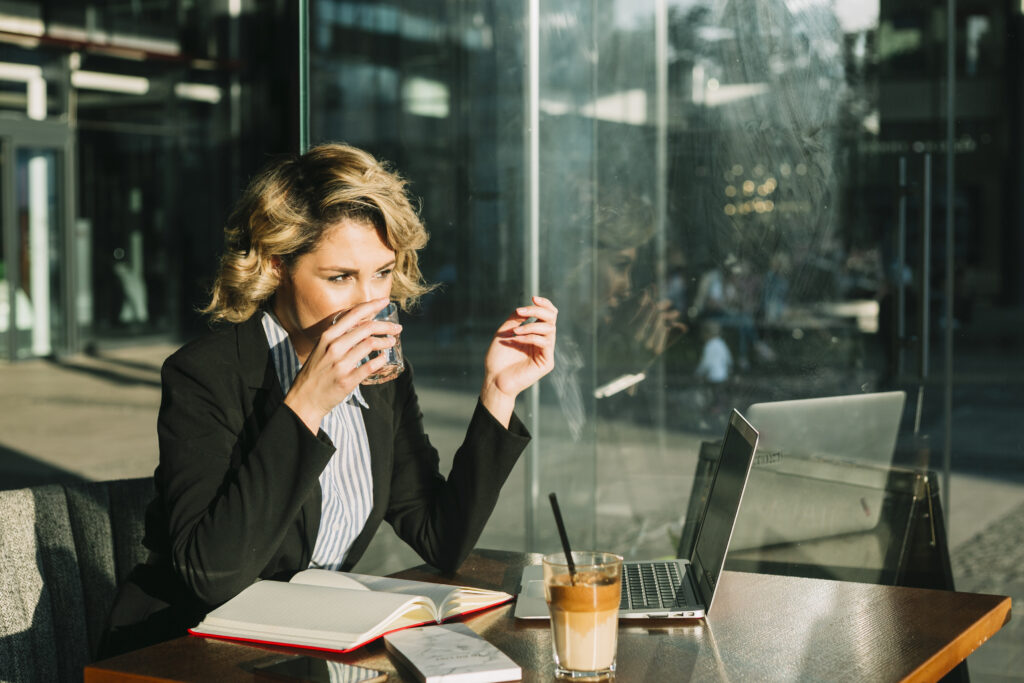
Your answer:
[480,296,557,426]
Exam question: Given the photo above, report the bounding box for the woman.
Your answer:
[551,198,684,439]
[101,143,556,656]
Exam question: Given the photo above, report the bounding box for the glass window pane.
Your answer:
[0,147,6,354]
[307,3,1024,669]
[309,1,537,571]
[12,147,63,359]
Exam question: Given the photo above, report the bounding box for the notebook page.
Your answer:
[343,572,512,620]
[289,568,371,591]
[341,572,464,610]
[197,581,431,644]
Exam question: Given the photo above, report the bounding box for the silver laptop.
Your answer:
[515,409,759,620]
[729,391,906,551]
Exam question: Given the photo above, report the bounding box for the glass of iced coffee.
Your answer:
[542,551,622,679]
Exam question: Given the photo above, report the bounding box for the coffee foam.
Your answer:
[546,571,620,612]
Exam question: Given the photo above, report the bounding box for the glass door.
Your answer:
[0,122,74,361]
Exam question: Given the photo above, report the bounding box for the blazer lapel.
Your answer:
[234,313,321,559]
[236,314,283,399]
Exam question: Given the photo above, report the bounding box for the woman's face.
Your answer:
[596,246,637,311]
[273,219,395,351]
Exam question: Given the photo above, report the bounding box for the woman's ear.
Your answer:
[268,255,284,278]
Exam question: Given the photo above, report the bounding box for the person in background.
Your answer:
[101,143,557,657]
[692,257,773,370]
[760,252,791,324]
[695,319,733,384]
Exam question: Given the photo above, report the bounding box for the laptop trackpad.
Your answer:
[513,579,549,619]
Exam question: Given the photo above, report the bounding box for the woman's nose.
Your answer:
[360,278,388,303]
[613,272,632,300]
[358,282,373,302]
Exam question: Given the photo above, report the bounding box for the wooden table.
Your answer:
[84,548,1011,682]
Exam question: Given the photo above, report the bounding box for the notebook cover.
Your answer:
[187,598,512,654]
[384,623,521,682]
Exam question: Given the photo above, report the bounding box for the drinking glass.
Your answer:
[542,551,622,679]
[334,302,404,385]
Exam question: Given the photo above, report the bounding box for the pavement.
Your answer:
[1,342,1021,680]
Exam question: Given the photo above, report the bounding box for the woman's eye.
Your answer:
[329,269,391,282]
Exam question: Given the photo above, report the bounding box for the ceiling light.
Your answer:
[71,70,150,95]
[174,82,222,104]
[0,62,42,82]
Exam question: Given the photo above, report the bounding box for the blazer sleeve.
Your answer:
[384,367,531,572]
[156,347,334,606]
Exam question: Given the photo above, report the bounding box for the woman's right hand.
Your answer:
[630,287,687,356]
[284,297,402,433]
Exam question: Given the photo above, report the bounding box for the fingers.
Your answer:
[625,299,685,352]
[491,296,556,353]
[512,321,555,336]
[326,327,398,373]
[329,319,402,348]
[306,297,402,386]
[493,296,558,338]
[351,347,393,382]
[491,294,556,343]
[323,298,392,341]
[310,324,399,388]
[511,296,556,340]
[319,345,392,398]
[648,326,670,353]
[514,296,558,323]
[321,299,401,351]
[533,294,557,310]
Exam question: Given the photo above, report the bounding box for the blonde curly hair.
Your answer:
[203,143,432,322]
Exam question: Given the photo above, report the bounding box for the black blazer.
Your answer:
[102,314,530,657]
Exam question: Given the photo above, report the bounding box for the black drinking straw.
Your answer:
[548,492,577,584]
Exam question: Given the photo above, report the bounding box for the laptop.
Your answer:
[729,391,906,551]
[514,409,759,619]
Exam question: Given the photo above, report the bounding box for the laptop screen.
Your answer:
[746,391,905,464]
[690,410,759,611]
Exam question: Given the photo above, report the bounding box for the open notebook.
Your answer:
[189,569,512,653]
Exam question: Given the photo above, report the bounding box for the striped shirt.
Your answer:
[261,311,374,570]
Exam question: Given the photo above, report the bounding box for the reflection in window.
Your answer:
[306,14,1024,675]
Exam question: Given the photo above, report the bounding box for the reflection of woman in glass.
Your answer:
[552,198,686,438]
[102,143,557,656]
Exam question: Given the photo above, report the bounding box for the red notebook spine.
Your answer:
[187,594,512,653]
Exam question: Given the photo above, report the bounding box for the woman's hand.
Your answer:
[630,287,688,357]
[481,296,558,427]
[284,298,402,434]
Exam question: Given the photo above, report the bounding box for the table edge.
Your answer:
[901,595,1012,683]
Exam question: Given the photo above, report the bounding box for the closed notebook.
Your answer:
[189,569,512,653]
[384,623,522,683]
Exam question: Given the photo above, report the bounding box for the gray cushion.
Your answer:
[64,477,153,659]
[63,481,117,661]
[0,478,154,682]
[0,485,90,683]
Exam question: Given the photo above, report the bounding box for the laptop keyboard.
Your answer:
[620,562,688,611]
